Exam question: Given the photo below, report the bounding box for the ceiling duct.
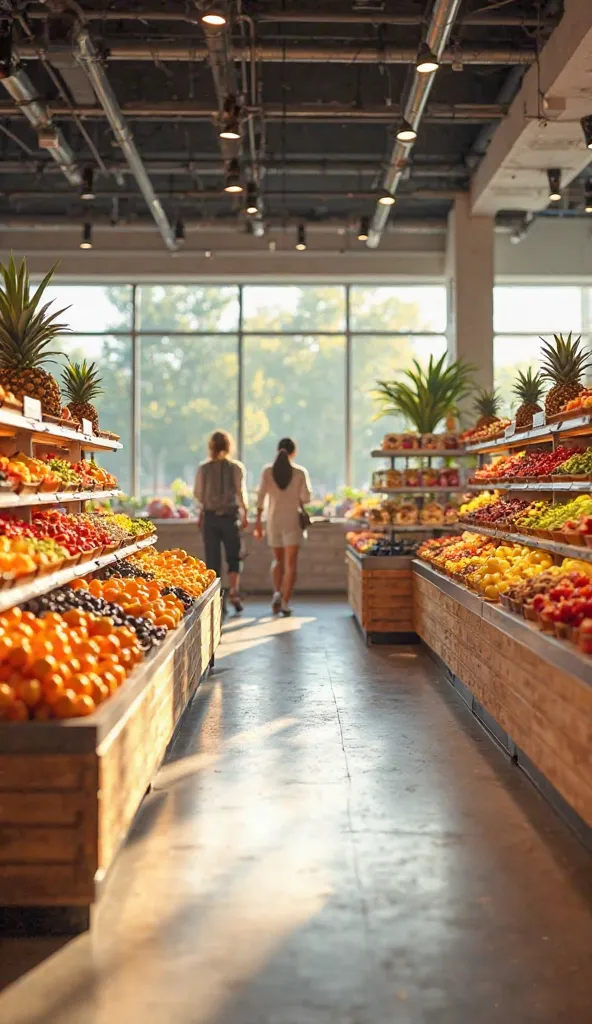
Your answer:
[198,3,241,163]
[74,26,177,251]
[0,68,81,186]
[367,0,462,249]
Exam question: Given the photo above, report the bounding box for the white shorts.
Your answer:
[267,528,302,549]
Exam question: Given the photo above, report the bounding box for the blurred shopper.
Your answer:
[254,438,312,616]
[194,430,248,613]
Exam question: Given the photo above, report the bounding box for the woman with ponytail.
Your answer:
[254,438,312,616]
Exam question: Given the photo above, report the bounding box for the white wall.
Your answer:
[495,217,592,282]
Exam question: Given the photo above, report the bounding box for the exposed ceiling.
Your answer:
[0,1,583,248]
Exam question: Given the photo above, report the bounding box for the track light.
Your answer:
[219,116,241,140]
[547,168,561,202]
[244,183,259,215]
[201,5,227,27]
[581,115,592,151]
[174,218,185,243]
[80,166,95,200]
[585,180,592,214]
[80,223,92,250]
[295,224,307,251]
[377,189,396,206]
[0,24,13,80]
[223,158,243,193]
[416,42,439,74]
[357,216,369,241]
[396,119,417,143]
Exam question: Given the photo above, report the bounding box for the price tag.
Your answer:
[23,396,42,421]
[504,424,515,438]
[82,418,93,436]
[532,411,545,428]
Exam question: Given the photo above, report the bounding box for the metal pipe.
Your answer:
[0,158,468,177]
[25,6,557,28]
[0,217,448,234]
[74,26,178,251]
[0,101,504,123]
[15,42,535,65]
[367,0,463,249]
[0,69,81,186]
[0,187,460,201]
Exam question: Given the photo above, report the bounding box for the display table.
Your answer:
[0,579,221,928]
[412,560,592,836]
[347,548,415,643]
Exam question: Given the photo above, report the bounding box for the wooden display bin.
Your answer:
[0,580,222,929]
[413,561,592,838]
[346,548,416,643]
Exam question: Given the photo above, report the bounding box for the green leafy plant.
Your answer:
[374,354,476,433]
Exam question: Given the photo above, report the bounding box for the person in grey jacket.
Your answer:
[194,430,248,613]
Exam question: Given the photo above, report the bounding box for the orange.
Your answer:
[155,615,176,631]
[63,609,86,628]
[30,639,55,659]
[16,623,34,640]
[0,636,13,657]
[20,611,39,628]
[73,694,95,717]
[89,616,115,637]
[68,657,82,676]
[42,673,65,705]
[41,612,64,628]
[53,690,78,719]
[87,674,109,704]
[34,702,52,721]
[0,682,14,709]
[109,663,127,686]
[70,578,89,591]
[75,639,101,657]
[87,579,102,596]
[16,678,42,708]
[116,628,137,649]
[70,674,93,697]
[30,655,58,680]
[4,698,29,721]
[76,653,99,674]
[99,670,118,694]
[7,644,31,669]
[3,606,22,623]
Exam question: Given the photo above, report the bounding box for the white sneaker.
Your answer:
[280,604,292,617]
[272,592,282,614]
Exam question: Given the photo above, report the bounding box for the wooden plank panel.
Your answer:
[0,756,89,791]
[0,825,81,864]
[0,791,86,825]
[0,864,93,905]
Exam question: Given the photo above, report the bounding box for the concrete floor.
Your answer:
[1,599,592,1024]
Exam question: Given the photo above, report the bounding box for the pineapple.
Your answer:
[0,256,67,416]
[540,332,592,416]
[512,368,545,429]
[474,389,500,430]
[61,360,103,434]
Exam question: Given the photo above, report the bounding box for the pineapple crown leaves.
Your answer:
[539,332,592,383]
[511,367,545,404]
[374,353,476,434]
[474,388,500,417]
[0,255,71,369]
[61,359,104,403]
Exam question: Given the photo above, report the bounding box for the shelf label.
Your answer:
[81,418,93,436]
[504,424,515,438]
[532,411,545,428]
[23,396,42,421]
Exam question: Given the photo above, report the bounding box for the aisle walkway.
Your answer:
[1,600,592,1024]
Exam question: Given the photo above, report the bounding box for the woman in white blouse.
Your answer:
[254,438,312,616]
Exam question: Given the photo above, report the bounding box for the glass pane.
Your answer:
[48,334,132,493]
[350,286,447,333]
[352,335,447,488]
[137,285,239,332]
[494,286,582,333]
[41,284,132,333]
[243,335,345,498]
[494,335,548,416]
[139,335,238,496]
[242,285,345,332]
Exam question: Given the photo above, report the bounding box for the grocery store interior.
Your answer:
[1,1,592,1022]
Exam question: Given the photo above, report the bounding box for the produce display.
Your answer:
[346,530,419,556]
[540,332,592,417]
[0,451,117,494]
[347,496,459,527]
[469,446,584,484]
[460,492,592,544]
[418,532,554,601]
[61,359,103,433]
[512,369,544,429]
[380,431,461,451]
[372,466,461,489]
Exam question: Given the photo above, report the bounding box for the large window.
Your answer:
[494,285,592,416]
[36,283,447,498]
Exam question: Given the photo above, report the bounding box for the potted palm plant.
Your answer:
[374,354,476,434]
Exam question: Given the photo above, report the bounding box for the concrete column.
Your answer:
[446,194,494,392]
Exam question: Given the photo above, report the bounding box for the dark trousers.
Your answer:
[202,510,241,577]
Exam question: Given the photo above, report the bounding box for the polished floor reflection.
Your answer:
[1,600,591,1023]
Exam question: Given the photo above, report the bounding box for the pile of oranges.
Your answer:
[130,548,216,597]
[0,605,142,721]
[73,576,185,631]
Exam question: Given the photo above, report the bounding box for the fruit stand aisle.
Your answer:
[410,338,592,839]
[0,263,221,929]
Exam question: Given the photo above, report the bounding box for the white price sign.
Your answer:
[532,411,545,428]
[23,396,42,421]
[81,418,93,435]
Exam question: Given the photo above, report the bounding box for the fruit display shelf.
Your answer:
[0,404,122,452]
[346,547,416,643]
[371,486,465,495]
[467,481,592,493]
[346,519,459,532]
[465,414,592,455]
[458,521,592,564]
[371,448,469,459]
[0,487,121,509]
[412,559,592,834]
[0,535,156,614]
[0,576,222,926]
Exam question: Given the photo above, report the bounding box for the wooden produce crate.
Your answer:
[413,562,592,837]
[346,548,416,644]
[0,579,222,929]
